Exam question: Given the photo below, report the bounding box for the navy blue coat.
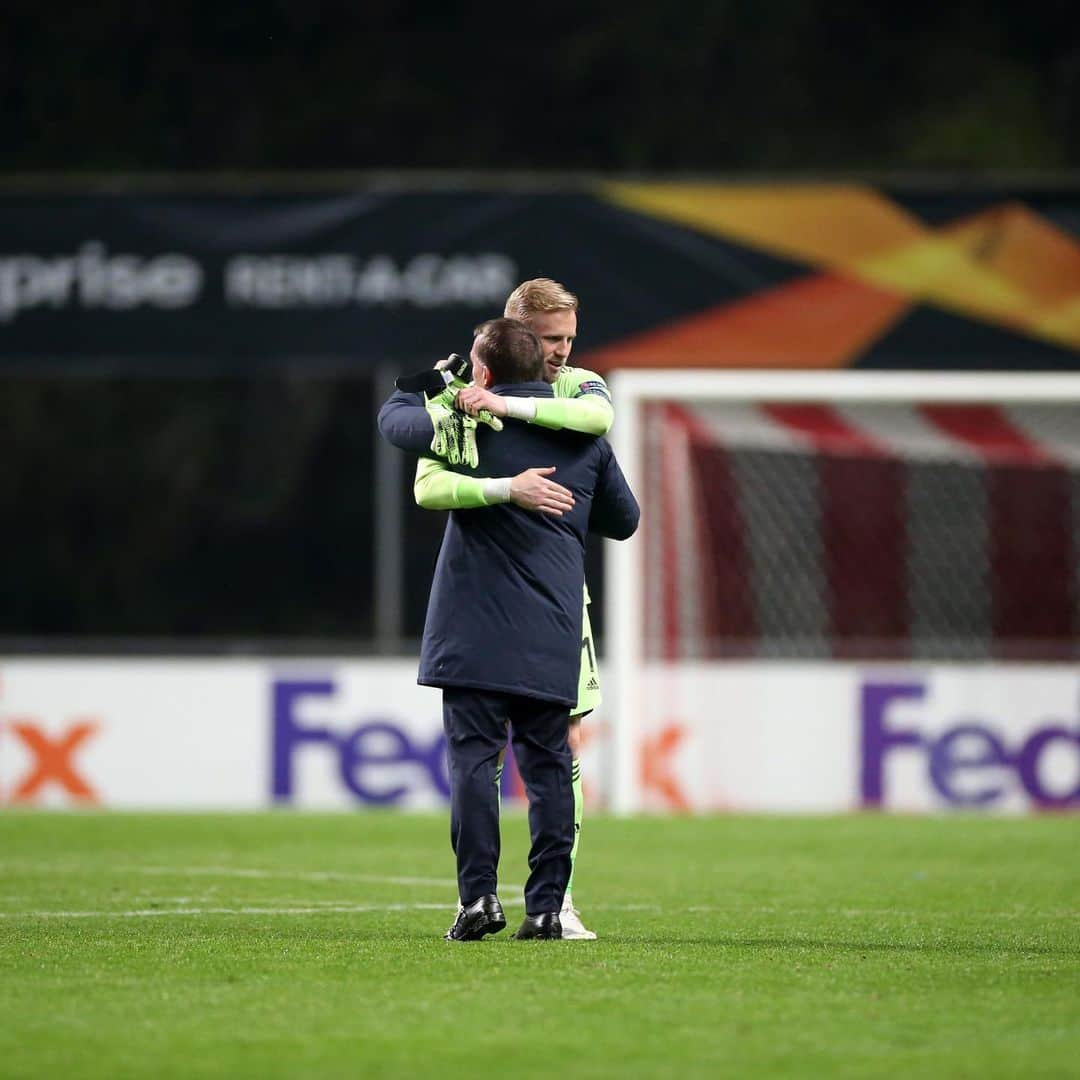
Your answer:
[381,382,639,706]
[377,389,436,457]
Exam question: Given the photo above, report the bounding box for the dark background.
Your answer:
[3,1,1078,173]
[2,1,1077,649]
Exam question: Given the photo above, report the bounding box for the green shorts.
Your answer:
[573,594,601,719]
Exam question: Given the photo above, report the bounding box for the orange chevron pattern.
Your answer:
[591,183,1080,368]
[585,273,909,369]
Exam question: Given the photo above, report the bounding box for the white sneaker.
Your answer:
[559,895,597,940]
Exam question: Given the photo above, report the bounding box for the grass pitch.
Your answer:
[0,812,1077,1079]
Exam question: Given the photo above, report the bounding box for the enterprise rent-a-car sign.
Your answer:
[0,244,515,326]
[0,190,685,364]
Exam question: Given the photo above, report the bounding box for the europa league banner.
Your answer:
[1,185,1079,371]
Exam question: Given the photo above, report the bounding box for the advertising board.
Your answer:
[1,660,1075,813]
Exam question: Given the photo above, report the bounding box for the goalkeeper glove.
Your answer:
[426,400,480,468]
[397,353,470,396]
[432,355,505,433]
[398,355,504,434]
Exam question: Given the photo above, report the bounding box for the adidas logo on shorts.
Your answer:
[586,677,599,691]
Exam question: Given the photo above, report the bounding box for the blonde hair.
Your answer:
[503,278,579,323]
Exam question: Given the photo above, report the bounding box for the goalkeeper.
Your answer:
[376,278,612,940]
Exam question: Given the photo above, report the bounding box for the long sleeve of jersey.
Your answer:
[531,393,614,435]
[414,457,500,510]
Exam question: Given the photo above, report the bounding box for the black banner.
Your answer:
[1,186,1078,371]
[0,191,740,367]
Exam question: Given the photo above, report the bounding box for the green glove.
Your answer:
[426,400,480,468]
[432,356,504,432]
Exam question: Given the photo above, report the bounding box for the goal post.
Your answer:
[605,370,1080,815]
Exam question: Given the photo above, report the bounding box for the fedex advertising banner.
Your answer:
[631,664,1080,813]
[0,659,1076,812]
[0,660,516,811]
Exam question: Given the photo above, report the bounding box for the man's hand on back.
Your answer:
[509,467,575,516]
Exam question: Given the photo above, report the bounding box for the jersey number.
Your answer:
[582,635,596,673]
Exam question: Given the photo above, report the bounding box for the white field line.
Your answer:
[682,905,1080,920]
[2,900,1077,921]
[2,865,1074,922]
[0,900,528,919]
[127,866,474,888]
[0,862,526,893]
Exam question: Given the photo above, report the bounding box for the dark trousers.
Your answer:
[442,687,574,916]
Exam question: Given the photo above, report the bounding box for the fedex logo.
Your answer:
[0,719,100,805]
[860,681,1080,810]
[271,677,526,806]
[272,678,451,805]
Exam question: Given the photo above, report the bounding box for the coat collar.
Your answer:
[490,380,554,398]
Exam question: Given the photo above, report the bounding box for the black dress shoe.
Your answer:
[513,912,562,940]
[444,894,506,941]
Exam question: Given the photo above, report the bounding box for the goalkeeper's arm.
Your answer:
[414,458,574,515]
[455,382,614,436]
[414,458,500,510]
[525,393,614,435]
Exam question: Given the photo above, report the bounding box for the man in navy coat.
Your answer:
[416,318,639,941]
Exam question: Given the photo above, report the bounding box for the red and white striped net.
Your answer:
[642,400,1080,661]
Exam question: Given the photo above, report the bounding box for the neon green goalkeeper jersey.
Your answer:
[413,365,613,510]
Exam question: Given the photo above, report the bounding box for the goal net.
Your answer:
[604,371,1080,812]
